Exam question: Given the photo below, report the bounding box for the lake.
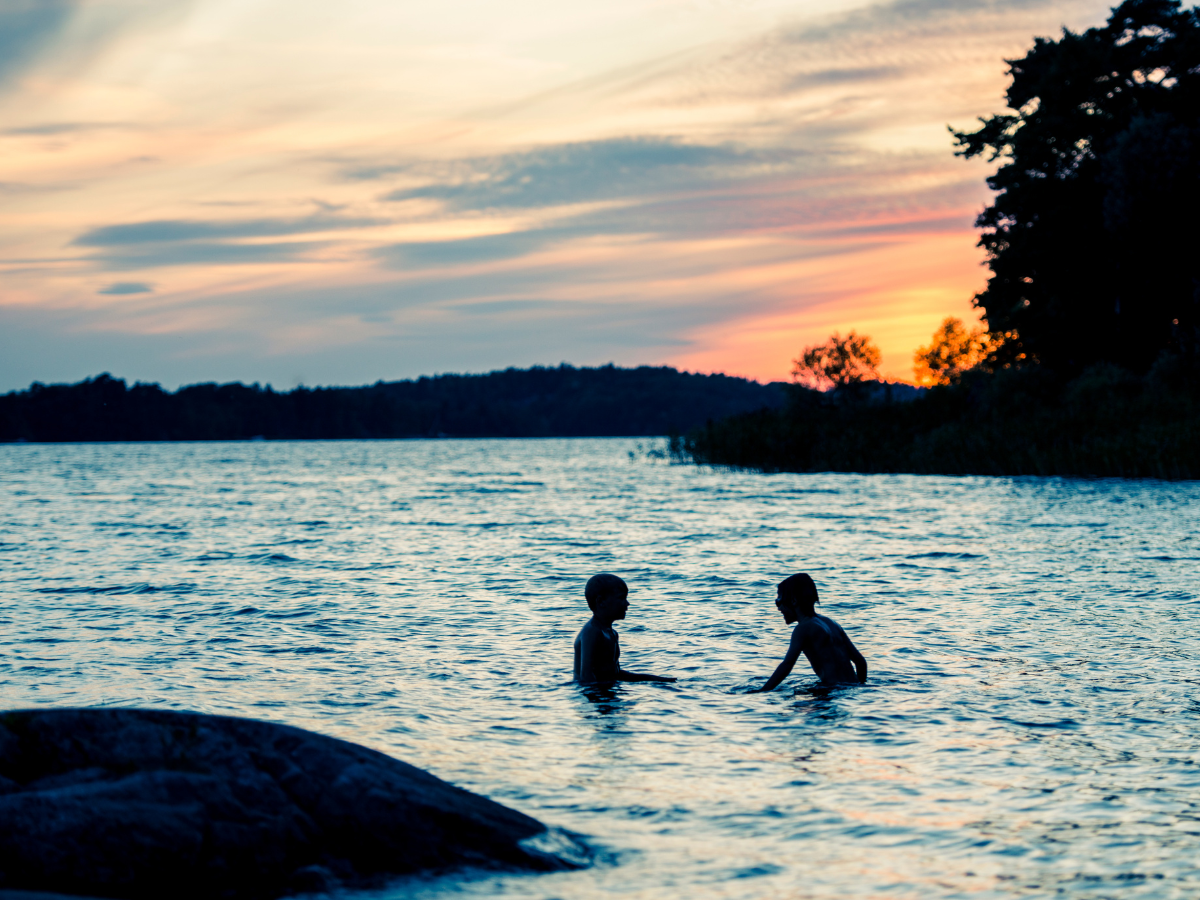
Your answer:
[2,439,1199,899]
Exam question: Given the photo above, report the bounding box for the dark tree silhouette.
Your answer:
[791,331,881,390]
[953,0,1200,373]
[0,366,786,442]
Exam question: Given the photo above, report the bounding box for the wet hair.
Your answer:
[585,573,628,611]
[777,573,819,608]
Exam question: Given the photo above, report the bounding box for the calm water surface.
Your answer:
[2,439,1199,899]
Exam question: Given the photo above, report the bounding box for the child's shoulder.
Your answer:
[576,618,599,637]
[815,613,846,631]
[576,619,615,640]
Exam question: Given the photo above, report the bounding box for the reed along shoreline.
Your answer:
[673,358,1200,480]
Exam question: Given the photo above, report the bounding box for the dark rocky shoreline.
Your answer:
[0,709,583,899]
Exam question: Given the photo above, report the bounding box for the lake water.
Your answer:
[3,439,1200,899]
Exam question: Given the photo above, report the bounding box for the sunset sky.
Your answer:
[1,0,1116,390]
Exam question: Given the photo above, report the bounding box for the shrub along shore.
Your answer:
[673,357,1200,480]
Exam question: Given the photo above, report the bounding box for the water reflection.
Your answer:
[789,683,853,724]
[576,683,626,717]
[573,682,637,785]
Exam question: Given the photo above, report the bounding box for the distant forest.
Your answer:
[0,365,785,442]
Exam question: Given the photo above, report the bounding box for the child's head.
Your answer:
[585,573,628,613]
[777,573,819,614]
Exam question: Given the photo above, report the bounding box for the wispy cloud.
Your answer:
[1,121,129,136]
[0,0,196,93]
[68,212,386,270]
[375,229,576,269]
[367,134,978,270]
[0,0,76,86]
[91,241,331,271]
[98,281,154,295]
[378,138,760,210]
[73,214,383,247]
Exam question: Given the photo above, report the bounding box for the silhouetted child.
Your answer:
[752,573,867,691]
[573,573,676,684]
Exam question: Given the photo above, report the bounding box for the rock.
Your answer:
[0,709,581,899]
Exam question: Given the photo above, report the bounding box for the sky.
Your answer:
[0,0,1117,390]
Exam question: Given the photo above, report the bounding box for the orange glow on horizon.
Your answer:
[667,230,988,384]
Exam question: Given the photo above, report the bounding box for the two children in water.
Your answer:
[573,571,867,690]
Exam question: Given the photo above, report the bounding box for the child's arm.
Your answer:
[618,669,676,683]
[575,626,599,683]
[846,638,868,683]
[752,627,804,692]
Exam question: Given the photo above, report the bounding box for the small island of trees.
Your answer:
[677,0,1200,479]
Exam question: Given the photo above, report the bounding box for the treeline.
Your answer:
[676,356,1200,479]
[0,365,785,442]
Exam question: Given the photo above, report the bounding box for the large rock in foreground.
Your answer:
[0,709,581,899]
